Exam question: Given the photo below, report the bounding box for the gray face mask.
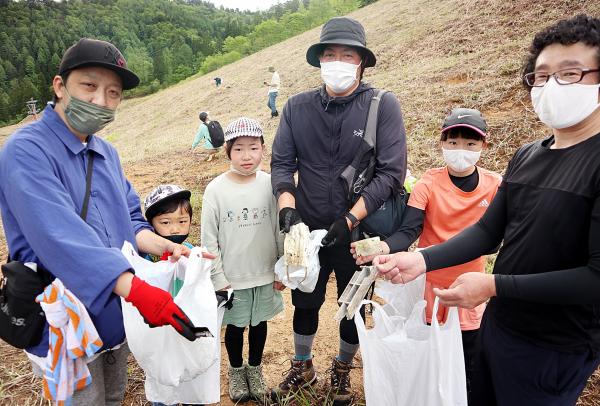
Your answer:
[62,87,116,135]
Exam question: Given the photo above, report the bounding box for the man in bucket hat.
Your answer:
[270,17,407,403]
[0,38,208,404]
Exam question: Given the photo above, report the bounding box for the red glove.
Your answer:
[125,276,196,341]
[159,250,170,261]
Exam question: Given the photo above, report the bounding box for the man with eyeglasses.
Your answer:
[373,14,600,406]
[270,16,406,404]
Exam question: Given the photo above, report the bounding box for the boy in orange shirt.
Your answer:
[352,107,501,396]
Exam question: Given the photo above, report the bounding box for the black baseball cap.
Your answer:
[306,17,376,68]
[59,38,140,90]
[442,108,487,138]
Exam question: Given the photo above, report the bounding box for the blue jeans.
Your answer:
[267,91,278,114]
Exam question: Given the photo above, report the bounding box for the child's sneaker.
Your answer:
[228,364,250,402]
[245,363,269,402]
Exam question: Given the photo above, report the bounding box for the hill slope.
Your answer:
[102,0,598,174]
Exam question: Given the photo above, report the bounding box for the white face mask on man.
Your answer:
[320,61,360,94]
[442,148,481,173]
[531,78,600,129]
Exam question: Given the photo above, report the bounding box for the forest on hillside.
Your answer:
[0,0,376,126]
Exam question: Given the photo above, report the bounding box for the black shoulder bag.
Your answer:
[340,90,408,239]
[0,152,94,349]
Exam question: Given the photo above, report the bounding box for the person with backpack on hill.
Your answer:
[192,111,223,162]
[352,108,502,400]
[270,16,406,404]
[375,14,600,405]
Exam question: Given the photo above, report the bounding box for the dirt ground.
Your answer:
[1,150,599,406]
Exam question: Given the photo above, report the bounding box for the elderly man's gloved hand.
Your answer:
[125,276,196,341]
[321,216,352,248]
[279,207,302,233]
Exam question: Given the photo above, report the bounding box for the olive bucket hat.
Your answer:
[306,17,376,68]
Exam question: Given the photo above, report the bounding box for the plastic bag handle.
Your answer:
[430,296,460,333]
[356,299,397,334]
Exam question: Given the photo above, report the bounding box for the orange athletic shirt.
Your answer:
[408,166,502,286]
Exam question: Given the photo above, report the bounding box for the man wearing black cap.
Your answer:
[0,38,203,404]
[270,17,406,403]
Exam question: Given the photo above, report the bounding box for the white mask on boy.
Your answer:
[320,61,360,94]
[442,148,481,173]
[531,78,600,129]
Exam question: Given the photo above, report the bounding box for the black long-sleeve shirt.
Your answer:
[422,133,600,353]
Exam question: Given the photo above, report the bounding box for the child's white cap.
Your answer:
[144,184,191,220]
[224,117,263,142]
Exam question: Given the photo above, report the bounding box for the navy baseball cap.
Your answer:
[59,38,140,90]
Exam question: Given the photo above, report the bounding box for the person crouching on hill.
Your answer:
[192,111,219,162]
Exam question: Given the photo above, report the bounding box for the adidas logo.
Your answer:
[479,199,489,207]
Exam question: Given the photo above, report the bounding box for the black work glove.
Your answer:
[321,216,352,248]
[278,207,302,233]
[216,290,234,310]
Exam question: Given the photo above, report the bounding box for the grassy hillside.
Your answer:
[97,0,598,175]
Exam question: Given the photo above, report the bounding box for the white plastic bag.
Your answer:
[356,288,467,405]
[120,242,219,388]
[274,229,327,293]
[144,303,228,405]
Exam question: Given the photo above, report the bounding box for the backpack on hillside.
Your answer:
[206,121,224,148]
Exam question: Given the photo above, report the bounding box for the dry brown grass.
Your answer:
[2,0,600,404]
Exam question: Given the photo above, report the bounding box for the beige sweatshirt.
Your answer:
[200,171,282,290]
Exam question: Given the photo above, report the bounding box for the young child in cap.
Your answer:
[201,117,284,403]
[143,184,194,296]
[352,107,502,397]
[143,185,205,406]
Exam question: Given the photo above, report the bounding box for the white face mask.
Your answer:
[442,148,481,173]
[229,163,260,176]
[531,78,600,129]
[320,61,360,94]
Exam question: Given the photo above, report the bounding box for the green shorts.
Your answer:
[222,283,284,327]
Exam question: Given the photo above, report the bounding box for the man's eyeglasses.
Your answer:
[523,68,600,87]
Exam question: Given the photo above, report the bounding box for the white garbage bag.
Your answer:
[356,286,467,406]
[144,303,228,405]
[274,229,327,293]
[120,242,219,388]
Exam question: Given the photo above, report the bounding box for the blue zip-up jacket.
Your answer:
[0,106,151,356]
[271,83,407,230]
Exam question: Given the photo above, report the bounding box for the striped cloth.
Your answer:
[36,279,103,405]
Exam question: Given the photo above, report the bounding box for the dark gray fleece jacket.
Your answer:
[271,83,407,230]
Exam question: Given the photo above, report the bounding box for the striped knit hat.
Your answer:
[224,117,263,142]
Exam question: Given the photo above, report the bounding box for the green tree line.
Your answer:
[0,0,374,127]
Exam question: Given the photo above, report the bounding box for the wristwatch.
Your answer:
[344,212,360,229]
